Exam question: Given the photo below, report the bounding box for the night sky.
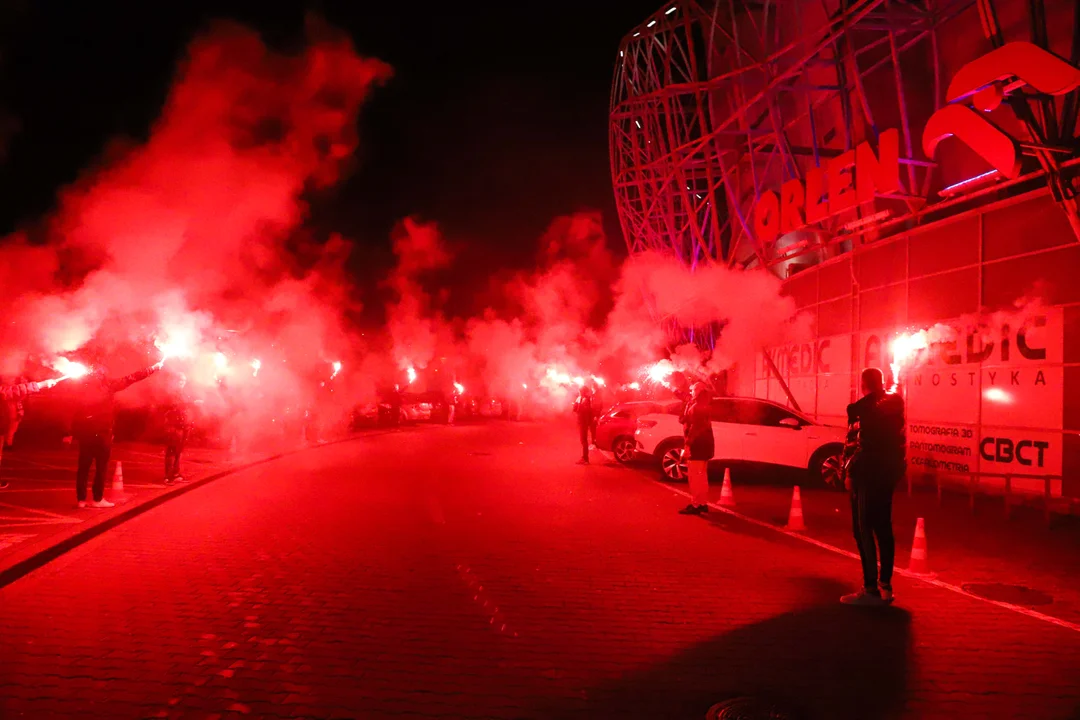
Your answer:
[0,0,661,295]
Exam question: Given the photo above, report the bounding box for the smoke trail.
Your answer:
[383,211,813,409]
[0,18,390,438]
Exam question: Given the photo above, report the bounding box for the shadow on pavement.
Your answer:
[536,578,912,720]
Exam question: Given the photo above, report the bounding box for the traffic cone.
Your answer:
[108,461,131,504]
[786,486,806,531]
[908,517,934,576]
[718,468,735,508]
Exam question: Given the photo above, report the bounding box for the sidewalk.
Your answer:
[688,464,1080,625]
[0,441,280,584]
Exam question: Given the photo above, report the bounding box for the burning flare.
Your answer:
[331,361,342,379]
[50,357,90,380]
[889,332,929,391]
[155,326,199,361]
[251,358,261,377]
[453,382,465,394]
[644,360,676,386]
[406,366,417,384]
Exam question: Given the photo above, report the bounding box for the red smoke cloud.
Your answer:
[2,16,815,432]
[0,18,390,437]
[385,211,810,411]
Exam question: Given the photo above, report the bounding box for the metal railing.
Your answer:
[910,469,1068,524]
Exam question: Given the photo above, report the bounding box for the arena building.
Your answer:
[611,0,1080,499]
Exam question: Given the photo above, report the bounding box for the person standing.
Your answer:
[70,362,162,509]
[572,385,597,465]
[679,382,714,515]
[163,374,193,485]
[841,367,906,606]
[1,378,57,489]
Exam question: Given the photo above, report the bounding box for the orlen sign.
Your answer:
[753,128,901,246]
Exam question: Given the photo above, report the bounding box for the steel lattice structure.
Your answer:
[610,0,1080,278]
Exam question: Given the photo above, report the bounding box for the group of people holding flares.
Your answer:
[0,358,189,505]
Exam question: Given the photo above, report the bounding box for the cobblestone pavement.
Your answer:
[1,421,1079,719]
[0,442,238,572]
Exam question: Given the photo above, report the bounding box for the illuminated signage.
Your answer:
[753,129,901,246]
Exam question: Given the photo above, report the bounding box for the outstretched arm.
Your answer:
[0,382,43,401]
[107,365,161,393]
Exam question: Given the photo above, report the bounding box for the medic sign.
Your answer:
[754,128,901,246]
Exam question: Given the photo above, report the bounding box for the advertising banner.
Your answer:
[862,307,1064,494]
[757,334,853,422]
[757,308,1064,495]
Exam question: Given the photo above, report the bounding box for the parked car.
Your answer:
[634,396,847,486]
[473,398,503,418]
[596,400,683,464]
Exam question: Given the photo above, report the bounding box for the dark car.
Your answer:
[596,400,682,464]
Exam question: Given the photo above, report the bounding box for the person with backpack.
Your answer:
[841,367,906,606]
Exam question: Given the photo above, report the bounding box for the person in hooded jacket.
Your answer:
[841,367,906,606]
[69,361,162,508]
[679,382,714,515]
[0,378,58,489]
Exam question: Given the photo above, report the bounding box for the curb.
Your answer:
[0,429,401,591]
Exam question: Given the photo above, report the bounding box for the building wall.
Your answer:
[738,189,1080,499]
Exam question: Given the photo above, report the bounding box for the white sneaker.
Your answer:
[90,499,115,509]
[840,588,888,606]
[174,475,187,483]
[77,501,87,509]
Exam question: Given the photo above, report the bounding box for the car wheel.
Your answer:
[613,436,636,464]
[810,445,845,489]
[658,441,688,482]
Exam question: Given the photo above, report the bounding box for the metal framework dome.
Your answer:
[610,0,1080,277]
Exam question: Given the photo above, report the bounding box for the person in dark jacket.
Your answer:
[0,378,58,489]
[572,385,598,464]
[679,382,715,515]
[841,367,906,606]
[163,374,193,485]
[70,361,162,508]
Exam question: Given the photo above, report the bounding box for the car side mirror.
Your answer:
[779,417,801,429]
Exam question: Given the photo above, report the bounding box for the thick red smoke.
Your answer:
[2,17,817,432]
[384,211,810,411]
[0,19,390,438]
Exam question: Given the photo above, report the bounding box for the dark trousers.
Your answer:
[165,430,186,479]
[851,482,895,591]
[578,422,595,460]
[77,434,112,502]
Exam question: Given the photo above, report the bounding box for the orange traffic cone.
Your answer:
[908,517,934,576]
[786,486,806,531]
[109,461,131,504]
[718,468,735,508]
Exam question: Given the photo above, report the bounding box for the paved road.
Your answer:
[2,422,1080,719]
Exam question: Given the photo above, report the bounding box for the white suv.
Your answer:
[634,397,847,486]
